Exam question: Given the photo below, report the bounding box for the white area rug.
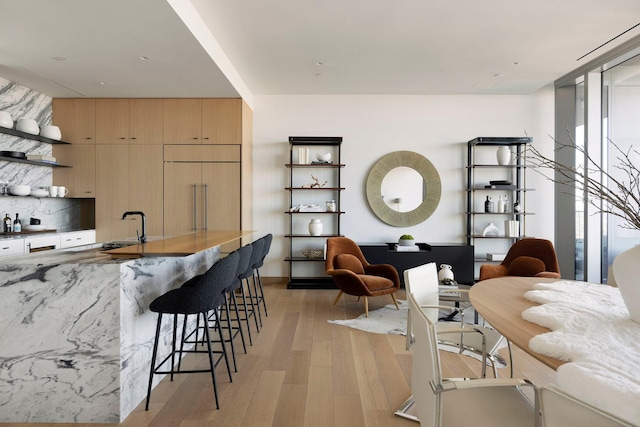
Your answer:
[523,280,640,425]
[328,300,410,335]
[328,300,494,364]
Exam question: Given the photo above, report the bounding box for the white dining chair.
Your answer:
[406,291,539,427]
[395,262,512,422]
[540,385,634,427]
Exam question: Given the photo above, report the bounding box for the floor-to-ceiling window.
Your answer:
[555,36,640,283]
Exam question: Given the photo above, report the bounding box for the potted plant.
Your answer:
[398,234,415,246]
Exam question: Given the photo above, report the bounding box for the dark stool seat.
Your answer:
[145,251,239,411]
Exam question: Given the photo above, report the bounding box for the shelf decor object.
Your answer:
[285,136,343,288]
[466,137,534,278]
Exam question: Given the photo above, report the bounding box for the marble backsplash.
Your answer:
[0,77,79,231]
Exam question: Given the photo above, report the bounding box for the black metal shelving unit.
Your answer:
[285,136,343,289]
[466,137,534,272]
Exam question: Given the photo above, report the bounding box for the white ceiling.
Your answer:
[1,0,640,101]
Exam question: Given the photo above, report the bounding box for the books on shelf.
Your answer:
[297,204,323,212]
[297,147,309,164]
[487,253,506,261]
[27,155,56,162]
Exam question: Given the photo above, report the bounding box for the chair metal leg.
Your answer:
[394,394,419,422]
[202,312,220,410]
[211,308,233,383]
[230,291,247,353]
[223,298,238,372]
[333,290,344,305]
[391,293,400,309]
[244,277,260,332]
[256,270,268,316]
[170,314,178,381]
[250,273,263,328]
[145,313,163,411]
[239,286,254,345]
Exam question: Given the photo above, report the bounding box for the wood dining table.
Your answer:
[468,276,565,370]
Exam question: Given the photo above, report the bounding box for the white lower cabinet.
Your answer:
[59,230,96,248]
[0,230,97,257]
[24,235,61,253]
[0,239,25,256]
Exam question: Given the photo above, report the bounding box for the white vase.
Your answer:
[308,219,323,236]
[612,244,640,323]
[496,146,512,166]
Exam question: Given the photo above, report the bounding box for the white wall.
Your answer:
[253,87,556,277]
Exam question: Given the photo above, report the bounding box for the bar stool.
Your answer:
[145,251,239,410]
[238,238,264,331]
[225,244,253,350]
[253,233,272,318]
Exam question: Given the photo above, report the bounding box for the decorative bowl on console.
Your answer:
[398,234,415,246]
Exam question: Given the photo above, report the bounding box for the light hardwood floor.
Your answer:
[2,280,556,427]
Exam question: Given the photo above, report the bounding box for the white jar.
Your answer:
[496,146,512,165]
[308,219,323,236]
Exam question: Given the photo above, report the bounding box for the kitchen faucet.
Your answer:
[121,211,147,243]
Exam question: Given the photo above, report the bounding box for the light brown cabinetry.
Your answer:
[163,145,240,237]
[96,99,163,145]
[95,145,130,242]
[94,145,164,242]
[52,144,96,198]
[163,99,242,145]
[52,99,95,144]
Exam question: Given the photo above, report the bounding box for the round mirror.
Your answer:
[366,151,441,227]
[381,166,424,212]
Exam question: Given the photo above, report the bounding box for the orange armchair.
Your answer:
[479,238,561,281]
[325,237,400,316]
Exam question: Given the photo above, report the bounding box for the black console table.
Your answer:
[359,243,475,285]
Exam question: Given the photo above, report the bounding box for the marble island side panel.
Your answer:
[0,245,220,423]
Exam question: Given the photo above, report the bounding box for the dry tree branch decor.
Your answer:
[525,135,640,230]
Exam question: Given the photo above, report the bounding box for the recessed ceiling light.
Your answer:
[140,56,149,61]
[493,73,503,77]
[53,57,66,61]
[512,62,519,65]
[315,62,323,66]
[99,82,108,86]
[315,73,324,77]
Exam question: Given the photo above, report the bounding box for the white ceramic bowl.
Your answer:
[0,111,13,128]
[8,184,31,196]
[16,118,39,135]
[40,125,61,140]
[316,152,332,162]
[29,188,49,197]
[23,224,46,231]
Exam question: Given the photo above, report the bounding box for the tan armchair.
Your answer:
[325,237,400,316]
[479,238,561,281]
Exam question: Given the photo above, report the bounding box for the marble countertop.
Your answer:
[1,230,254,264]
[102,230,254,258]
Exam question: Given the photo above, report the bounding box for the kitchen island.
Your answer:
[0,230,253,423]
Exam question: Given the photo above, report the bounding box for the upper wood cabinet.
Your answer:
[163,98,242,145]
[163,98,202,144]
[96,99,163,145]
[52,144,96,198]
[202,99,241,145]
[52,99,95,144]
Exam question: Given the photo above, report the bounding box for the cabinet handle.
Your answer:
[192,137,198,140]
[203,137,210,140]
[2,246,9,250]
[131,137,136,140]
[203,183,208,230]
[85,137,92,140]
[120,137,126,140]
[193,183,198,231]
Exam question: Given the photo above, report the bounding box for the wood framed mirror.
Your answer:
[366,151,441,227]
